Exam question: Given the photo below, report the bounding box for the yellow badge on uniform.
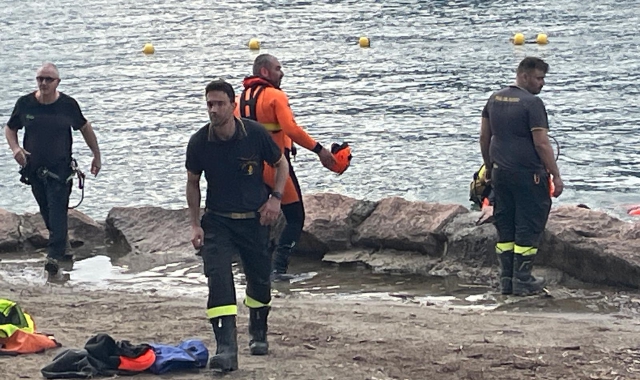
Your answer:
[239,157,258,176]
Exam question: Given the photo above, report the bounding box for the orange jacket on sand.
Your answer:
[0,329,60,355]
[234,77,318,204]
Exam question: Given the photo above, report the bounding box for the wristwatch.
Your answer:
[271,191,283,200]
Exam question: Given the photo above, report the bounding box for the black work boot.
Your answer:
[60,238,74,262]
[249,306,270,355]
[498,251,514,295]
[44,257,60,275]
[513,254,546,296]
[271,244,295,282]
[209,315,238,372]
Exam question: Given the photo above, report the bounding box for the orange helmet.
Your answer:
[330,142,352,175]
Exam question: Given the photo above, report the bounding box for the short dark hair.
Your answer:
[204,79,235,102]
[253,54,275,76]
[517,57,549,75]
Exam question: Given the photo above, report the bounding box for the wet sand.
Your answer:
[3,280,640,380]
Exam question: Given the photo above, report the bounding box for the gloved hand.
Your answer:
[329,142,352,175]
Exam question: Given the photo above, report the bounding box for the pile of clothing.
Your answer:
[41,333,209,379]
[1,298,210,378]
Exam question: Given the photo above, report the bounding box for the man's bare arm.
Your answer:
[79,122,100,158]
[5,125,20,153]
[532,128,560,178]
[5,125,30,167]
[80,122,102,175]
[480,117,492,169]
[272,155,289,194]
[186,171,202,227]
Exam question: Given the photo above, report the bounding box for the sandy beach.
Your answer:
[2,280,640,380]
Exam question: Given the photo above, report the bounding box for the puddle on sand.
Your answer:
[0,252,638,317]
[0,253,211,298]
[273,260,632,316]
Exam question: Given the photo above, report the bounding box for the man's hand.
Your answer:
[91,155,101,176]
[476,205,494,225]
[482,167,491,183]
[12,147,30,167]
[318,148,336,170]
[191,225,204,249]
[552,176,564,198]
[258,197,281,226]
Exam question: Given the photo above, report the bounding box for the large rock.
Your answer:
[0,209,21,252]
[18,209,104,250]
[352,197,468,255]
[18,212,49,248]
[0,208,103,253]
[67,210,106,246]
[323,249,441,276]
[441,211,497,266]
[296,193,377,256]
[540,206,640,288]
[105,207,194,256]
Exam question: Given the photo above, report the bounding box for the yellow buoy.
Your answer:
[142,43,155,54]
[536,33,548,44]
[512,33,525,45]
[248,38,260,50]
[359,36,370,48]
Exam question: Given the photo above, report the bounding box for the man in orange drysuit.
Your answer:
[234,54,336,281]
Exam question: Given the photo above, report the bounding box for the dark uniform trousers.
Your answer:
[492,167,552,255]
[201,212,272,319]
[30,175,73,260]
[272,147,305,270]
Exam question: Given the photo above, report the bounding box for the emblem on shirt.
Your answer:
[26,114,35,120]
[239,157,258,176]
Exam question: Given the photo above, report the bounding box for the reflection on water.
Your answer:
[0,253,633,316]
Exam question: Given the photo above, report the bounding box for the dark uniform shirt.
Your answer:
[7,92,87,171]
[482,85,549,172]
[185,117,281,213]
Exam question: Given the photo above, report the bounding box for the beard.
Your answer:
[209,114,225,127]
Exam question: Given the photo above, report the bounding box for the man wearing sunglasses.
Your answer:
[4,62,101,276]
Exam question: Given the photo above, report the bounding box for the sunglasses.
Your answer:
[36,76,59,84]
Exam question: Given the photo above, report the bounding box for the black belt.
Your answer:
[208,210,257,219]
[36,167,75,183]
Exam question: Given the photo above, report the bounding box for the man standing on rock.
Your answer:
[234,54,338,282]
[4,63,101,276]
[186,79,288,372]
[479,57,564,296]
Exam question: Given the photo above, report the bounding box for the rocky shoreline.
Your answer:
[2,192,640,290]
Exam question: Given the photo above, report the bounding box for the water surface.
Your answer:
[1,0,639,221]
